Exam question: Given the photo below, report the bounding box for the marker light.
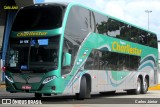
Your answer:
[1,66,6,72]
[42,76,57,84]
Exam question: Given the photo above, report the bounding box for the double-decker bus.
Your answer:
[4,2,158,99]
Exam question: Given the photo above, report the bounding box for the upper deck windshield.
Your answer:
[6,36,60,73]
[12,4,66,31]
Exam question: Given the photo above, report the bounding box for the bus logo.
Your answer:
[112,41,142,55]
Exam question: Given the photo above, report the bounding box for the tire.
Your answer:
[35,93,42,99]
[127,78,141,95]
[77,76,91,100]
[141,78,148,94]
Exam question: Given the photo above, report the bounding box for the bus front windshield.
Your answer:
[6,36,60,73]
[12,5,65,31]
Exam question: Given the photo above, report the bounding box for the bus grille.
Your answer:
[12,73,43,83]
[12,74,26,83]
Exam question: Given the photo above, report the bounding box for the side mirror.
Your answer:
[63,53,71,66]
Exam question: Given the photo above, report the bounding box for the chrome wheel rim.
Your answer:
[144,79,148,90]
[137,79,141,92]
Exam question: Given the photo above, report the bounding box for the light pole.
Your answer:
[145,10,152,30]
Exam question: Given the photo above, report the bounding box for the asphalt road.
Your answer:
[0,88,160,107]
[0,89,160,104]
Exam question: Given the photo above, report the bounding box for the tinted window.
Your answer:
[148,33,158,48]
[65,6,93,45]
[12,5,65,31]
[93,9,158,48]
[95,12,109,35]
[84,50,99,70]
[119,23,131,41]
[6,36,60,73]
[107,19,120,37]
[62,6,96,75]
[84,49,140,71]
[96,15,121,38]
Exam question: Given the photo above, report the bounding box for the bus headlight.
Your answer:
[42,76,57,84]
[5,75,14,83]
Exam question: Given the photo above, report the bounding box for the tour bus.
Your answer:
[4,2,158,99]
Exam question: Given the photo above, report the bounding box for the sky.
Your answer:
[44,0,160,40]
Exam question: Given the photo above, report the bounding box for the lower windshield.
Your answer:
[6,36,59,73]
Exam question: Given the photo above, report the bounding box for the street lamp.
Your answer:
[145,10,152,30]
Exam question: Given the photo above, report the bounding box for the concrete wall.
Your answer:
[0,26,4,48]
[0,26,3,81]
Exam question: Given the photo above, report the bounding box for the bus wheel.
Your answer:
[127,78,141,95]
[133,77,142,94]
[77,76,90,100]
[141,78,148,94]
[35,93,42,99]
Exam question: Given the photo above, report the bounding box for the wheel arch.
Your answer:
[83,73,91,92]
[145,75,149,87]
[138,75,143,81]
[79,73,92,93]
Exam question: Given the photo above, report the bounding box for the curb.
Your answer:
[149,84,160,90]
[0,82,6,89]
[0,85,5,89]
[0,85,6,89]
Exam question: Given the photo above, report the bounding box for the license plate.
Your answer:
[22,85,31,90]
